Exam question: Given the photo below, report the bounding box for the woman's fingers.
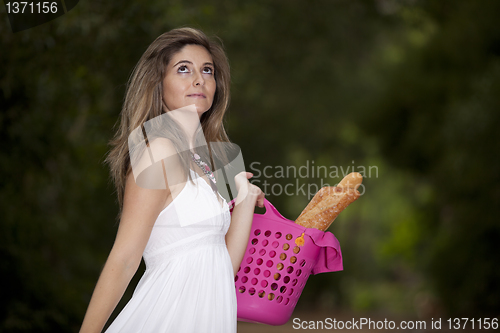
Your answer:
[249,184,265,207]
[234,172,265,207]
[256,191,265,208]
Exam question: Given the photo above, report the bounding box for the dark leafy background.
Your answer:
[1,0,499,331]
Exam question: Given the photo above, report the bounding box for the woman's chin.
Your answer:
[194,103,211,114]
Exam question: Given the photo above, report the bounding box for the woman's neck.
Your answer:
[166,104,202,151]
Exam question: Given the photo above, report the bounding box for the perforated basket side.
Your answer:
[235,216,321,325]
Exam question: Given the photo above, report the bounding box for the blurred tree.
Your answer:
[359,0,500,316]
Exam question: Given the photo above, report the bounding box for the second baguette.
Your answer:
[295,172,363,231]
[295,187,360,230]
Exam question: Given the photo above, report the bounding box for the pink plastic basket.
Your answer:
[229,198,343,326]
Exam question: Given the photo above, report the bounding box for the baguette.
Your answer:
[295,172,363,231]
[338,172,363,190]
[295,186,331,222]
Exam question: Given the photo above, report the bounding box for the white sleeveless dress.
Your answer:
[105,169,237,333]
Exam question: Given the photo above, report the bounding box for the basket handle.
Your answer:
[228,197,290,222]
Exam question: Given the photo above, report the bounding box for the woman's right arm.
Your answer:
[79,140,178,333]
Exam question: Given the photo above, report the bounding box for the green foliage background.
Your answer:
[1,0,499,331]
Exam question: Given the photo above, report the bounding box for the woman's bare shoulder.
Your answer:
[148,137,178,159]
[121,138,184,225]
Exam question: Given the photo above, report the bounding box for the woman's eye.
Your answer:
[177,65,213,74]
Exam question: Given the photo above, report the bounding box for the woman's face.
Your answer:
[162,44,216,115]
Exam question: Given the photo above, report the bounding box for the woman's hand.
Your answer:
[234,171,265,208]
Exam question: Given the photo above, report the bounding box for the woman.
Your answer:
[79,27,264,333]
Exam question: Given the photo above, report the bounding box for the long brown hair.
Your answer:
[104,27,232,220]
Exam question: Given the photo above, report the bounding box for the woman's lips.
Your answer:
[187,93,206,98]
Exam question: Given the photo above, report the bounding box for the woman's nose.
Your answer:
[193,71,205,86]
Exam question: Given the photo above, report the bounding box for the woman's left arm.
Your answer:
[225,172,265,277]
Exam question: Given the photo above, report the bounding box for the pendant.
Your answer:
[191,152,217,185]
